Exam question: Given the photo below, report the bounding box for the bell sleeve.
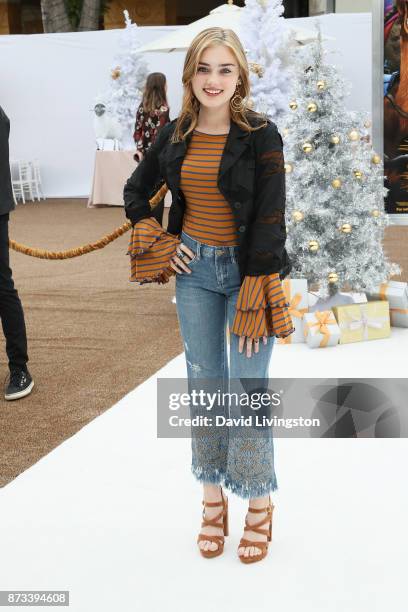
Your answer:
[127,217,181,285]
[231,273,295,340]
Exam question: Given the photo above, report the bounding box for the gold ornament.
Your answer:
[371,209,381,218]
[348,129,360,141]
[309,240,319,252]
[328,272,338,284]
[248,61,264,78]
[292,210,304,222]
[317,80,327,91]
[111,66,121,80]
[371,154,381,165]
[284,163,293,173]
[353,169,364,180]
[289,100,298,110]
[307,102,318,113]
[330,134,340,145]
[331,178,342,189]
[340,223,352,233]
[364,120,372,128]
[283,128,289,136]
[302,142,313,153]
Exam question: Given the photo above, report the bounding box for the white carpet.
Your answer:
[1,333,407,612]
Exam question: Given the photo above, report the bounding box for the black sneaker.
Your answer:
[4,369,34,401]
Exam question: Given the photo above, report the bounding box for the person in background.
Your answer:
[133,73,170,226]
[0,105,34,400]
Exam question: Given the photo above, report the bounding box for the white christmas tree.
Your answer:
[282,23,400,299]
[239,0,294,122]
[105,10,149,149]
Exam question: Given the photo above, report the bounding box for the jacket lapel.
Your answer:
[218,120,251,181]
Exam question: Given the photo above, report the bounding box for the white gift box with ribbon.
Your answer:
[278,278,308,344]
[366,281,408,328]
[303,311,340,348]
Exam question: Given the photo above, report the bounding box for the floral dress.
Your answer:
[133,104,170,155]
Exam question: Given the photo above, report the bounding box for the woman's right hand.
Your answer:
[169,243,196,274]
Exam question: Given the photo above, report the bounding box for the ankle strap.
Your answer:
[202,499,224,508]
[248,505,272,514]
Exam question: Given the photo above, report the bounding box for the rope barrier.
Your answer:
[9,183,169,260]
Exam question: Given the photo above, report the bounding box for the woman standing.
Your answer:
[133,72,170,160]
[124,28,294,564]
[133,73,170,226]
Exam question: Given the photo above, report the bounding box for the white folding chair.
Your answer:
[32,159,45,200]
[10,160,41,203]
[10,160,26,203]
[96,138,122,151]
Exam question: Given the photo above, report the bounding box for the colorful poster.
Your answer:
[384,0,408,214]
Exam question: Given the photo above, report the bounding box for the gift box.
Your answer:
[332,301,390,344]
[366,281,408,328]
[278,278,308,344]
[303,311,340,348]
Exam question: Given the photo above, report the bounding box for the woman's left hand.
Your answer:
[238,335,267,358]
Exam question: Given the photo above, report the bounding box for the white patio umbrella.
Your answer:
[136,1,334,54]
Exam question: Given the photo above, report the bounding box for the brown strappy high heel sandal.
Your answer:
[197,488,229,558]
[238,496,274,564]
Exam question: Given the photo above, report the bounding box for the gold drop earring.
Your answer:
[230,79,244,112]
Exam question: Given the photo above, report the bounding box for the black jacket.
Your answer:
[0,106,15,216]
[123,112,291,283]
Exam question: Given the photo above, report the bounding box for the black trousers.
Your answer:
[0,213,29,371]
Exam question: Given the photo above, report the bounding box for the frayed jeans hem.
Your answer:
[191,464,278,499]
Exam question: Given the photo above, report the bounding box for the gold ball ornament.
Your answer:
[307,102,318,113]
[348,129,360,141]
[371,209,381,218]
[330,134,340,145]
[292,210,304,222]
[371,154,381,165]
[284,163,293,173]
[302,142,313,153]
[248,61,264,78]
[353,169,364,180]
[309,240,319,252]
[331,178,342,189]
[364,120,372,128]
[340,223,352,233]
[289,100,298,110]
[328,272,339,284]
[317,80,327,91]
[111,66,121,80]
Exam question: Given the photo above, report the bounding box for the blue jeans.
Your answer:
[175,230,278,499]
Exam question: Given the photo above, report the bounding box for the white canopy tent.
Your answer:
[136,2,334,54]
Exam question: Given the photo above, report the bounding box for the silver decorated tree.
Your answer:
[282,23,400,299]
[105,10,149,149]
[239,0,293,122]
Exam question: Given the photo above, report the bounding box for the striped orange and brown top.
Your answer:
[180,130,238,246]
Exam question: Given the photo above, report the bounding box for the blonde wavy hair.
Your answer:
[171,27,268,143]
